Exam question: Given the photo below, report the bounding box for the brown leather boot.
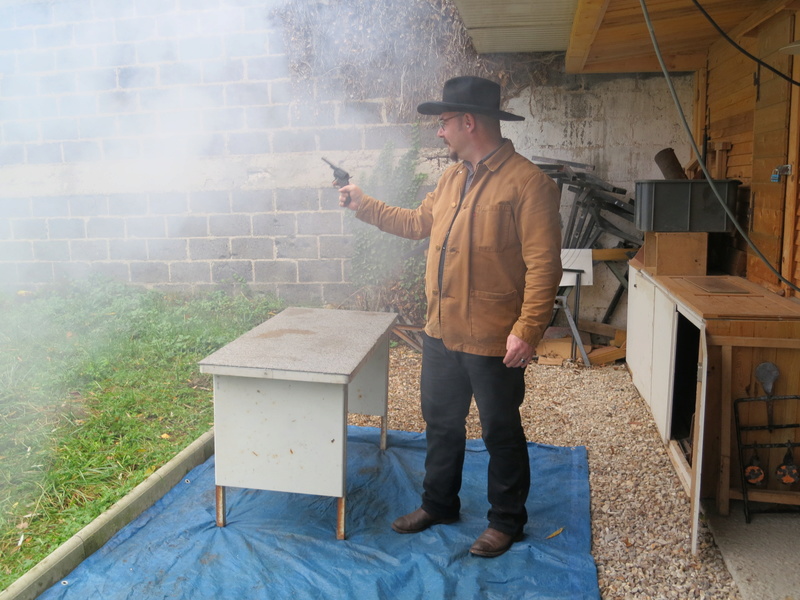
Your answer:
[391,508,458,534]
[469,527,524,557]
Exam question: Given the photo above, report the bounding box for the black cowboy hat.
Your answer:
[417,76,524,121]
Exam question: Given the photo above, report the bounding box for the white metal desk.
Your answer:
[198,307,398,539]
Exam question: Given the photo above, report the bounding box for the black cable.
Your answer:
[691,0,800,87]
[639,0,800,294]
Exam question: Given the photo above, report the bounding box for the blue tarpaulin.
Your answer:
[39,427,599,599]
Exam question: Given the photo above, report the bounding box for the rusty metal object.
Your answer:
[216,485,227,527]
[337,496,346,540]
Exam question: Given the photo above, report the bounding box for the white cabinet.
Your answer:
[627,265,678,443]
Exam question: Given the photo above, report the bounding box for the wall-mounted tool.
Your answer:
[744,449,765,486]
[755,361,779,432]
[770,164,792,183]
[775,441,799,485]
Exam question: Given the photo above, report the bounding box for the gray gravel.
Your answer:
[350,346,741,600]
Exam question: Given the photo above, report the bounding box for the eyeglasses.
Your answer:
[436,113,465,130]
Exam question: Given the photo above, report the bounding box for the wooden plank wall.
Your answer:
[705,35,756,183]
[702,11,797,292]
[703,32,757,275]
[748,15,793,291]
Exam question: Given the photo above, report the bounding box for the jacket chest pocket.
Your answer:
[473,202,513,252]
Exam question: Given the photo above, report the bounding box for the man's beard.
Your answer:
[447,144,459,162]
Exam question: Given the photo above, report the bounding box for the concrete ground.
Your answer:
[706,501,800,600]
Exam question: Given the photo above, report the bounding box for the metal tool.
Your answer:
[775,440,800,485]
[755,361,779,432]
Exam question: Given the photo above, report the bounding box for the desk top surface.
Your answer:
[653,274,800,320]
[198,307,398,381]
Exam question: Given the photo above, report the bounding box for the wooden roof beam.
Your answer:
[565,0,612,73]
[728,0,800,40]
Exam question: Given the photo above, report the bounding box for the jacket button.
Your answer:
[434,245,441,251]
[451,202,456,208]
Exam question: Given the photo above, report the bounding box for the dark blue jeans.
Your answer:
[419,333,529,535]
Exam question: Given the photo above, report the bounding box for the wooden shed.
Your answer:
[453,0,800,551]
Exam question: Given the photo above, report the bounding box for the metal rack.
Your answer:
[734,389,800,523]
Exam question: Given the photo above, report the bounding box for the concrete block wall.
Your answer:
[0,0,436,305]
[0,0,692,320]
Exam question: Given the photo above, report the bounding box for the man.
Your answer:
[339,76,562,558]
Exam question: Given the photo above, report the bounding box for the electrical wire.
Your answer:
[690,0,800,87]
[638,0,800,294]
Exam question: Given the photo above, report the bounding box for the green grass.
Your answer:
[0,279,282,591]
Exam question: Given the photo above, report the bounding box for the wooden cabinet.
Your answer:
[627,262,800,552]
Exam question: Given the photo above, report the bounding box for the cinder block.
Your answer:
[115,17,157,43]
[41,118,79,141]
[297,211,342,235]
[320,235,353,259]
[179,36,223,61]
[86,217,125,239]
[203,58,244,84]
[318,127,361,152]
[189,238,230,260]
[159,62,202,86]
[147,239,187,261]
[35,24,74,49]
[254,259,296,283]
[209,214,251,237]
[103,138,141,160]
[271,129,315,153]
[211,259,253,283]
[108,194,147,216]
[12,218,48,239]
[130,261,169,283]
[149,193,188,215]
[274,188,318,212]
[226,81,269,106]
[127,216,166,238]
[231,236,274,259]
[95,43,136,68]
[109,239,146,260]
[170,261,211,283]
[253,212,295,236]
[228,131,269,155]
[298,259,343,283]
[18,261,54,283]
[189,191,230,214]
[32,197,69,218]
[232,190,270,214]
[167,215,207,238]
[118,66,157,88]
[225,32,266,57]
[34,240,70,261]
[247,55,289,80]
[48,218,86,239]
[26,143,62,164]
[274,235,317,259]
[76,69,117,92]
[69,195,108,217]
[246,104,290,128]
[56,47,95,70]
[62,141,102,162]
[0,144,24,165]
[136,39,178,63]
[70,240,109,261]
[277,282,322,305]
[0,241,34,260]
[14,3,52,27]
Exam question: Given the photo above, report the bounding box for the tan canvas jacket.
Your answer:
[356,140,562,356]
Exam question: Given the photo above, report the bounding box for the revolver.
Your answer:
[322,157,351,206]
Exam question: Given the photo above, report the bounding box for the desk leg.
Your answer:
[216,485,227,527]
[337,496,346,540]
[380,416,387,451]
